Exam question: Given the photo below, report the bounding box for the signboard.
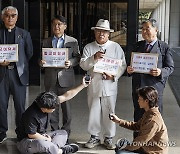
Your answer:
[0,44,18,62]
[42,48,68,68]
[93,56,122,76]
[130,52,158,74]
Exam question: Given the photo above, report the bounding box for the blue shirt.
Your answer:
[52,35,65,48]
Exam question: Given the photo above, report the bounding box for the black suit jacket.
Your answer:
[131,40,174,95]
[0,27,33,85]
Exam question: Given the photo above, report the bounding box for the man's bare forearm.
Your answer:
[58,83,86,103]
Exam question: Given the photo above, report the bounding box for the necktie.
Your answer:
[145,43,152,52]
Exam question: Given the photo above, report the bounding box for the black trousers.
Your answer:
[0,68,26,133]
[49,84,72,136]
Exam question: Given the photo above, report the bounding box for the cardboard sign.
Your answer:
[42,48,68,68]
[93,56,122,75]
[0,44,18,62]
[131,52,158,74]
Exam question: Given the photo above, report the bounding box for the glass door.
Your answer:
[81,2,127,48]
[40,0,128,52]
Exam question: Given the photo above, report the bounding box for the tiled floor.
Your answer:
[0,75,180,154]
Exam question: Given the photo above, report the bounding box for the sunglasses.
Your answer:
[4,14,17,19]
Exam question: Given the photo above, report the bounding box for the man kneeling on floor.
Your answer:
[16,77,90,154]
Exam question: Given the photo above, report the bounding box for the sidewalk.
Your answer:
[0,76,179,154]
[169,47,180,107]
[69,76,180,154]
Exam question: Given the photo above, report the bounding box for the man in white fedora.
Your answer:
[80,19,127,150]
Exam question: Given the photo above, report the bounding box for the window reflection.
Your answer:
[41,1,127,50]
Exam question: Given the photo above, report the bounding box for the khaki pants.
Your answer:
[87,95,117,138]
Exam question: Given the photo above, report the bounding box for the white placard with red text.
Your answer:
[93,56,122,76]
[42,48,68,68]
[0,44,18,62]
[131,52,158,74]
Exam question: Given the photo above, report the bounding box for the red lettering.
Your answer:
[3,48,7,51]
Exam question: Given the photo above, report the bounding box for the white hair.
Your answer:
[1,6,18,15]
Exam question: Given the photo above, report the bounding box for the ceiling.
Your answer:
[139,0,163,10]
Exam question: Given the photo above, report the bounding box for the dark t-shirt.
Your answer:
[16,102,49,141]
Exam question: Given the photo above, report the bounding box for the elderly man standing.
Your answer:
[80,19,127,150]
[0,6,33,143]
[127,19,174,125]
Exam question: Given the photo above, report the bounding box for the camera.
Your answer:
[85,74,91,84]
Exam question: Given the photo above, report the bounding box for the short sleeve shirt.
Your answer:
[16,102,49,141]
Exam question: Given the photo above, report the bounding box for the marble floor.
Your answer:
[0,75,180,154]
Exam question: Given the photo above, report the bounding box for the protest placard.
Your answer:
[42,48,68,68]
[0,44,18,62]
[131,52,158,74]
[93,56,122,75]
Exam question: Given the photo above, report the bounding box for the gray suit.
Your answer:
[42,34,80,134]
[130,40,174,122]
[0,26,33,134]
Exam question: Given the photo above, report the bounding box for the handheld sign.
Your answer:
[42,48,68,68]
[93,56,122,76]
[131,52,158,74]
[0,44,18,62]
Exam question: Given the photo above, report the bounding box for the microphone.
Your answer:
[99,46,106,54]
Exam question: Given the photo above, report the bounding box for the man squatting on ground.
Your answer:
[16,77,90,154]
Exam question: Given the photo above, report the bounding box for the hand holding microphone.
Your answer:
[94,47,106,60]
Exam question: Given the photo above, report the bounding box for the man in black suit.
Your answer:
[127,19,174,123]
[0,6,33,143]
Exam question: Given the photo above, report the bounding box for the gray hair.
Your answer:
[1,6,18,15]
[141,18,158,29]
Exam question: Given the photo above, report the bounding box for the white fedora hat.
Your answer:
[91,19,114,32]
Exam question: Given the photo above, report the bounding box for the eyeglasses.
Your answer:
[52,22,66,27]
[4,14,17,19]
[95,29,109,34]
